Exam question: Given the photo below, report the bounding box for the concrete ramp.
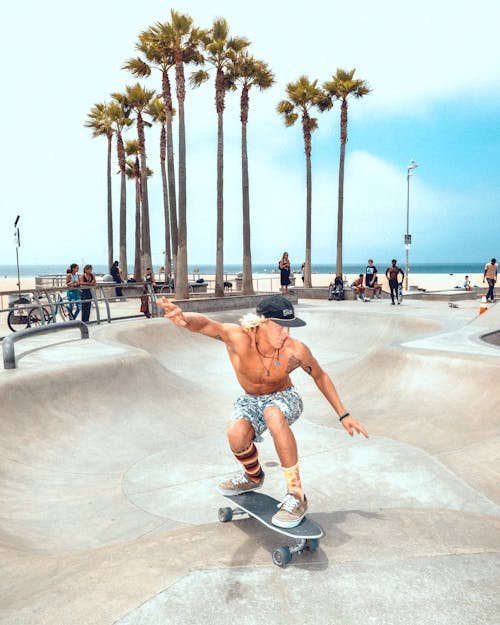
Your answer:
[0,301,498,625]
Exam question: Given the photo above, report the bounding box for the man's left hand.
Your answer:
[342,415,369,438]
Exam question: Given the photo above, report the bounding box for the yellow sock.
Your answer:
[282,462,304,499]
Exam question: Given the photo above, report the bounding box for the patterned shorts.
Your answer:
[231,386,303,440]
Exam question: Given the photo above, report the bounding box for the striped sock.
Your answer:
[233,443,264,482]
[282,462,304,499]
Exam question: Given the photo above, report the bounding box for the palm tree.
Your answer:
[191,18,250,297]
[277,76,331,288]
[109,97,133,280]
[121,84,156,271]
[84,103,114,270]
[126,140,153,281]
[125,144,143,281]
[167,10,208,300]
[323,68,371,277]
[228,52,275,295]
[146,96,173,282]
[124,33,178,282]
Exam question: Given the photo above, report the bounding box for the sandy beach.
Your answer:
[0,272,488,298]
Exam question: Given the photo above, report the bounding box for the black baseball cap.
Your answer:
[256,295,306,327]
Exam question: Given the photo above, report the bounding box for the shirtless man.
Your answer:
[158,294,368,529]
[385,259,404,305]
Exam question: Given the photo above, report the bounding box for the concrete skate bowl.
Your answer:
[481,329,500,347]
[0,305,499,625]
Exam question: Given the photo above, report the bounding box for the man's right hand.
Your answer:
[158,297,188,327]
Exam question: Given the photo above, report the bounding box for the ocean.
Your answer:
[0,262,489,278]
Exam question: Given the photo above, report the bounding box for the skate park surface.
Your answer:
[0,297,499,625]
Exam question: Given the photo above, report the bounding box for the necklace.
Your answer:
[255,342,281,376]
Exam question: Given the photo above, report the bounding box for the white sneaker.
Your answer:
[217,472,264,495]
[272,493,308,528]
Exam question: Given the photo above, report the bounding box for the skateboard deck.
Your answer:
[217,490,323,566]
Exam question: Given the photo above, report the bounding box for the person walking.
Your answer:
[158,294,368,529]
[483,258,497,302]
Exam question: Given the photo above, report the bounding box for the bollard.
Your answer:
[479,294,488,315]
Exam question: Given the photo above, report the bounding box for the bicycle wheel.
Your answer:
[7,307,32,332]
[57,301,68,321]
[27,306,52,327]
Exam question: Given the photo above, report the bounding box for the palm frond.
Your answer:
[190,69,210,88]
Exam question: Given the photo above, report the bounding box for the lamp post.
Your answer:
[405,160,418,291]
[13,215,21,298]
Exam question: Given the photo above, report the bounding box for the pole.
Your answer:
[404,161,417,292]
[14,215,21,298]
[405,171,410,291]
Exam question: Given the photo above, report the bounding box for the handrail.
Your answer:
[2,321,89,370]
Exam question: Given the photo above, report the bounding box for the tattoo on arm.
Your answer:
[302,363,313,375]
[287,355,313,375]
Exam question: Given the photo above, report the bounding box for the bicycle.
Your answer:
[7,300,51,332]
[7,292,73,332]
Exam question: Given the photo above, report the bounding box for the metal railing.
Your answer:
[0,282,159,336]
[2,320,89,369]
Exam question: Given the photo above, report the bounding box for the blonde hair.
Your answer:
[240,313,266,332]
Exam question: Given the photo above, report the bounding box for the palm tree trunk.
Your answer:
[241,120,254,295]
[117,132,128,281]
[336,99,348,278]
[175,57,189,300]
[303,117,313,288]
[215,69,225,298]
[106,133,113,271]
[119,171,127,281]
[160,126,172,283]
[215,109,224,297]
[137,114,152,271]
[241,87,254,295]
[304,149,313,289]
[134,166,142,281]
[162,72,178,281]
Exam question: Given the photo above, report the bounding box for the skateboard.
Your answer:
[217,491,323,567]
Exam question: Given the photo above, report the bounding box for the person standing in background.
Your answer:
[66,263,81,320]
[483,258,497,302]
[279,252,291,294]
[365,259,380,299]
[385,259,404,305]
[110,260,123,298]
[80,264,96,323]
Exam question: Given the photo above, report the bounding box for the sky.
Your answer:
[1,0,499,271]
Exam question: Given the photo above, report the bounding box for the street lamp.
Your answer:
[13,215,21,298]
[405,160,418,291]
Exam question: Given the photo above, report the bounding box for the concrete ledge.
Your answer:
[169,293,297,314]
[296,287,356,300]
[404,289,485,301]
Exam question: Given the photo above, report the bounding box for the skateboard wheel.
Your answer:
[218,507,233,522]
[306,538,319,552]
[272,546,292,567]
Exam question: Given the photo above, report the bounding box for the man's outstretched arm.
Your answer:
[158,297,229,341]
